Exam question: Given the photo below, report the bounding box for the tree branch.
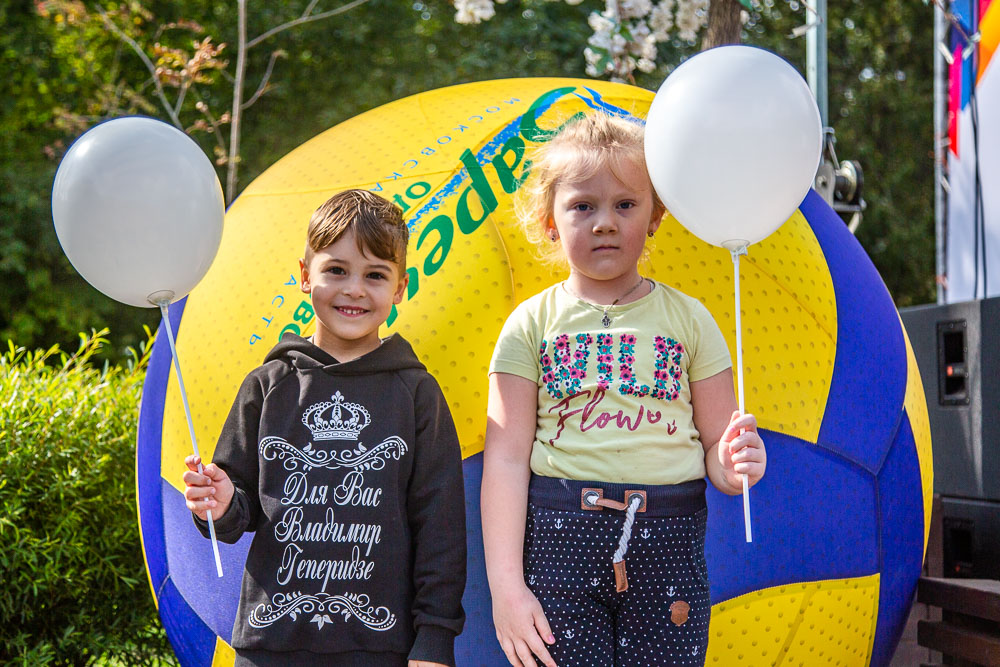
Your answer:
[190,89,228,162]
[242,51,283,110]
[245,0,372,50]
[173,80,191,117]
[96,7,183,128]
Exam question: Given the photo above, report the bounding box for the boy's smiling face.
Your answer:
[300,229,407,361]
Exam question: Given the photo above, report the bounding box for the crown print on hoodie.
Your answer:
[250,389,410,632]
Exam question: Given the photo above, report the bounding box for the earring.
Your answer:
[647,231,655,238]
[549,230,558,242]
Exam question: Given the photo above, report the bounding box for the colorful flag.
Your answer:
[946,0,1000,300]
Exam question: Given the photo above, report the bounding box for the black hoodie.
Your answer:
[196,333,466,666]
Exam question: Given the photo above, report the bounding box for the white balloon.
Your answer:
[51,116,225,308]
[644,45,823,250]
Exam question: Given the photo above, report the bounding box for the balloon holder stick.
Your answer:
[157,300,224,577]
[728,245,753,544]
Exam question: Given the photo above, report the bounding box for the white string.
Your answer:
[730,247,753,544]
[613,495,643,563]
[159,301,224,577]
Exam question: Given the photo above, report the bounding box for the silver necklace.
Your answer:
[565,277,649,328]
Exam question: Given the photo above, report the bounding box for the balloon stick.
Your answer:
[729,245,753,543]
[157,300,224,577]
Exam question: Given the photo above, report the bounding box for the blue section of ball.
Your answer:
[706,429,879,604]
[137,299,187,595]
[870,413,925,667]
[457,453,511,666]
[803,190,907,474]
[158,577,218,667]
[163,479,249,640]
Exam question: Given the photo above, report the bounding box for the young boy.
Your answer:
[183,189,466,667]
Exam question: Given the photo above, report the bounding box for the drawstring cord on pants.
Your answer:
[583,490,644,592]
[613,494,643,565]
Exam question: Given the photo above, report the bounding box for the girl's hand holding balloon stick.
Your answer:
[645,45,823,542]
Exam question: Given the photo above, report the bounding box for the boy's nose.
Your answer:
[342,278,365,297]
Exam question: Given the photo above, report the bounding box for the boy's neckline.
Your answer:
[305,334,388,363]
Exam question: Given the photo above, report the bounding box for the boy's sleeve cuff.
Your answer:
[192,490,247,542]
[407,624,457,667]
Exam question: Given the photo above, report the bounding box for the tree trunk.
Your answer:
[226,0,248,204]
[702,0,743,50]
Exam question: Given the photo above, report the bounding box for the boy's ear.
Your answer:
[299,258,311,294]
[393,272,409,305]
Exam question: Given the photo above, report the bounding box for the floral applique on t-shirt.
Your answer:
[618,333,651,398]
[540,333,593,398]
[540,333,686,403]
[652,336,684,401]
[596,334,614,390]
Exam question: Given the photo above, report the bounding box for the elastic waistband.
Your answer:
[528,474,706,517]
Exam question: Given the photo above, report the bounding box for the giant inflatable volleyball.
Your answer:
[136,79,932,666]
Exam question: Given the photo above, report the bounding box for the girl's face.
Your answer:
[548,159,661,291]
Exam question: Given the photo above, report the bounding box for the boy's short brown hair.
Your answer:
[305,189,408,270]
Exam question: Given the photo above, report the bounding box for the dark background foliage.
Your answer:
[1,0,935,362]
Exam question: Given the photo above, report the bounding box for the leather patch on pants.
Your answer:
[669,600,690,626]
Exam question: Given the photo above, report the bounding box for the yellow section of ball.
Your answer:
[211,636,236,667]
[707,576,880,666]
[900,318,934,552]
[646,211,837,442]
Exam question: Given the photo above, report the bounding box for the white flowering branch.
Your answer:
[453,0,718,82]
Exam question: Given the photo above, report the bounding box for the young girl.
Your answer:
[482,113,766,667]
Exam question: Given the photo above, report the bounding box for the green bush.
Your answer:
[0,330,175,666]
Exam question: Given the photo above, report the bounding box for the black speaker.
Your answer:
[900,297,1000,501]
[900,297,1000,579]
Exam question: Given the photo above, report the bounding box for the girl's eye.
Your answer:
[572,203,592,212]
[619,201,636,209]
[326,266,345,275]
[367,272,387,281]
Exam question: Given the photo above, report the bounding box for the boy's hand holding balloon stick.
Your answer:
[52,117,227,575]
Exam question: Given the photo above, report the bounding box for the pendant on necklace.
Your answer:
[602,310,612,328]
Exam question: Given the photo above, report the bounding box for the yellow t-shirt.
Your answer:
[489,281,732,485]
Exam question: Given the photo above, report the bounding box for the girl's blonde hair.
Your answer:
[516,112,666,266]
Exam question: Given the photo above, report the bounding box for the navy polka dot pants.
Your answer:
[524,476,710,667]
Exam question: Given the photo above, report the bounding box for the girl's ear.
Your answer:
[545,217,559,242]
[651,199,667,225]
[649,199,667,235]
